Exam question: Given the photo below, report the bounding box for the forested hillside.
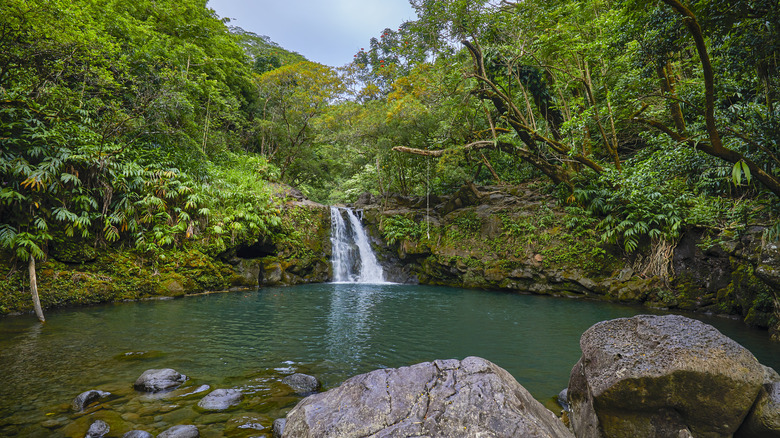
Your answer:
[1,0,779,318]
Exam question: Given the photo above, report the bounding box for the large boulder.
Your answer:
[282,356,573,438]
[568,314,764,438]
[133,369,186,393]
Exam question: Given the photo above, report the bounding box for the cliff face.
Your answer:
[352,184,780,339]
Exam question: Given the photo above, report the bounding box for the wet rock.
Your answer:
[157,424,199,438]
[171,384,210,399]
[568,314,764,438]
[133,369,186,393]
[42,419,63,429]
[557,388,569,412]
[282,356,573,438]
[225,415,268,435]
[121,431,153,438]
[72,390,111,412]
[736,365,780,437]
[272,418,286,438]
[197,388,242,411]
[281,373,320,394]
[85,419,109,438]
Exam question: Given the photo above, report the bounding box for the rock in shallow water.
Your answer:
[157,424,199,438]
[568,314,764,438]
[121,431,153,438]
[133,369,187,393]
[72,390,111,412]
[85,419,109,438]
[282,356,573,438]
[196,388,242,411]
[281,373,320,394]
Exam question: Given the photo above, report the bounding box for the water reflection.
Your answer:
[0,284,777,437]
[326,283,381,363]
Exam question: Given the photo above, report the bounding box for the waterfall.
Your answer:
[330,206,385,283]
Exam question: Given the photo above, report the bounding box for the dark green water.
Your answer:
[1,283,778,437]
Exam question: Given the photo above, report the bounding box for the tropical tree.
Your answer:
[254,61,345,191]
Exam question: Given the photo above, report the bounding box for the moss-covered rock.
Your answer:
[355,184,779,336]
[569,315,764,438]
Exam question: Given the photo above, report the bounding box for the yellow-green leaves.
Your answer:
[732,160,752,187]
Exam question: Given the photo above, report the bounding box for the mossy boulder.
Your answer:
[568,314,764,438]
[282,357,574,438]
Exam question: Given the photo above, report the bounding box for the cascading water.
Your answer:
[330,206,385,283]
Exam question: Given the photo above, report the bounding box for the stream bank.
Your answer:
[353,184,780,339]
[2,183,779,340]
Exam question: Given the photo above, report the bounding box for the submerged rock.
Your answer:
[133,369,186,393]
[121,431,153,438]
[85,419,109,438]
[282,356,573,438]
[72,390,111,412]
[281,373,320,394]
[568,314,764,438]
[196,388,242,411]
[157,424,199,438]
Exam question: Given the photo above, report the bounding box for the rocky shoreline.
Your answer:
[350,186,780,339]
[2,184,779,338]
[59,314,779,437]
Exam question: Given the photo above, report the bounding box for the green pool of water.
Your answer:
[1,283,777,437]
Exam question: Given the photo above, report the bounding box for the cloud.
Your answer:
[208,0,415,67]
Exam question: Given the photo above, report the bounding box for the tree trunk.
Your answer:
[29,255,45,323]
[660,0,780,198]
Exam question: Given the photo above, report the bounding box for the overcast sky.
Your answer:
[207,0,417,67]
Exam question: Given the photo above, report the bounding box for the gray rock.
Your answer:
[272,418,286,438]
[757,242,780,290]
[736,365,780,437]
[282,356,573,438]
[72,390,111,412]
[197,388,243,411]
[282,373,320,394]
[121,431,153,438]
[85,420,109,438]
[568,314,764,438]
[557,388,569,412]
[157,424,199,438]
[133,369,186,393]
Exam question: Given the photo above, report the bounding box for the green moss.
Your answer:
[712,263,778,328]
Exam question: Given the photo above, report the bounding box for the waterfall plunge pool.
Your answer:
[1,283,778,437]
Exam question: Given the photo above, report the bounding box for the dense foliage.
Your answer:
[0,0,287,265]
[1,0,779,312]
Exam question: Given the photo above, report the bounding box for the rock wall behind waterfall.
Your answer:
[353,184,780,339]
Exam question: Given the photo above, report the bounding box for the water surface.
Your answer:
[1,283,777,437]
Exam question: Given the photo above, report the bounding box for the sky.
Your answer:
[207,0,417,67]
